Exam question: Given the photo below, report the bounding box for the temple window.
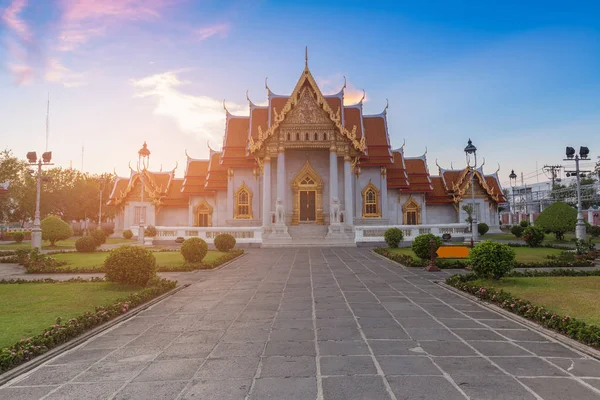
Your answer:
[195,201,213,227]
[305,132,309,141]
[361,181,380,218]
[314,132,318,141]
[133,206,146,224]
[287,132,291,141]
[402,196,421,225]
[234,182,253,219]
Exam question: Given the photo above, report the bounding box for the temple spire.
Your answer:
[305,46,308,68]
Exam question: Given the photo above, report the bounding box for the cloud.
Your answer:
[317,74,368,106]
[1,0,31,42]
[131,70,247,146]
[7,63,34,85]
[195,22,230,41]
[45,58,87,87]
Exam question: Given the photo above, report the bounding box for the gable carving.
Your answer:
[282,87,333,127]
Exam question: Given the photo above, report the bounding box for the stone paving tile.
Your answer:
[386,376,466,400]
[520,377,600,400]
[3,248,599,399]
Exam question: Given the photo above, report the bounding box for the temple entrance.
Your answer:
[299,190,316,222]
[291,161,324,225]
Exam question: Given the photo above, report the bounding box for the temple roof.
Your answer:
[404,156,433,192]
[386,151,410,189]
[359,115,393,166]
[107,169,184,208]
[181,156,211,195]
[205,151,228,191]
[435,165,505,204]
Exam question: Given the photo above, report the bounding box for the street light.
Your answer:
[137,142,150,244]
[564,146,590,240]
[98,177,106,228]
[26,151,53,250]
[464,139,478,246]
[509,170,517,225]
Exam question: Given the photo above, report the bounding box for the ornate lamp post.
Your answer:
[509,170,517,225]
[26,151,53,250]
[137,143,150,244]
[464,139,478,246]
[98,177,106,229]
[564,146,590,240]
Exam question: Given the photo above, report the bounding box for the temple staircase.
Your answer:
[261,224,356,248]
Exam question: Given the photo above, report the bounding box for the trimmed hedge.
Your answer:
[446,272,600,348]
[384,228,403,248]
[90,229,107,246]
[123,229,133,239]
[469,241,515,279]
[181,238,208,263]
[373,248,467,269]
[411,234,442,260]
[104,246,157,286]
[41,216,73,246]
[511,225,524,238]
[0,279,176,372]
[75,236,98,253]
[477,223,489,236]
[523,225,545,248]
[214,234,236,252]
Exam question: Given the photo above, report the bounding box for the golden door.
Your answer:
[299,190,317,222]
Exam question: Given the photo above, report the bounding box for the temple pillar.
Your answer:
[422,196,427,225]
[226,168,234,220]
[277,149,286,210]
[262,157,271,227]
[329,147,339,216]
[270,149,291,239]
[381,167,388,219]
[326,146,347,239]
[343,156,353,226]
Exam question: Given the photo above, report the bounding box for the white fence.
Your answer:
[133,226,263,244]
[354,223,470,243]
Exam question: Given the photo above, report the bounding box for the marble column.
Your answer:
[381,167,388,219]
[277,149,285,210]
[343,156,353,225]
[329,147,339,212]
[262,157,271,227]
[421,196,427,225]
[226,168,234,220]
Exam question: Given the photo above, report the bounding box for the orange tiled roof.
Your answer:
[343,106,363,140]
[387,151,410,189]
[161,179,188,207]
[205,151,227,190]
[439,167,504,204]
[107,177,129,205]
[249,107,268,141]
[485,174,507,203]
[270,97,288,124]
[404,157,433,192]
[360,115,393,166]
[222,116,254,166]
[426,177,454,204]
[182,158,210,195]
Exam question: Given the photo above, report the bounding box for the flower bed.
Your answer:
[0,278,176,372]
[446,271,600,348]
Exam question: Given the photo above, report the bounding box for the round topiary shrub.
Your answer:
[214,233,236,252]
[519,220,530,228]
[384,228,403,248]
[90,229,107,246]
[511,225,524,238]
[123,229,133,239]
[590,225,600,238]
[75,236,98,252]
[411,233,442,260]
[523,225,545,247]
[181,237,208,263]
[477,223,489,236]
[469,240,515,280]
[41,216,74,246]
[104,245,157,286]
[12,232,24,243]
[534,202,577,240]
[145,225,157,237]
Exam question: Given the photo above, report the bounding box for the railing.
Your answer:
[144,226,263,244]
[354,223,469,243]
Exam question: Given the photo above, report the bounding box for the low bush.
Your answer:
[104,246,157,286]
[384,228,403,248]
[18,249,69,273]
[519,220,530,228]
[175,237,185,244]
[12,232,24,243]
[373,248,468,269]
[445,273,600,348]
[181,237,208,263]
[469,241,515,280]
[41,216,73,246]
[511,225,524,238]
[123,229,133,239]
[145,225,157,237]
[589,225,600,238]
[0,278,176,373]
[477,223,489,236]
[523,225,545,248]
[411,234,442,260]
[75,236,98,252]
[90,229,107,246]
[214,233,236,252]
[100,225,114,236]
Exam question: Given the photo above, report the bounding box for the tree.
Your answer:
[41,215,74,246]
[594,156,600,180]
[462,204,473,225]
[534,202,577,240]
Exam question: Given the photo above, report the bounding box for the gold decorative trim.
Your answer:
[194,199,213,227]
[402,195,421,225]
[234,181,253,219]
[291,161,324,225]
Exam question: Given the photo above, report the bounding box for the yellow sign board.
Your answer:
[436,246,470,259]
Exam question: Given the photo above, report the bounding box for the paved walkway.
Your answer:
[1,248,600,400]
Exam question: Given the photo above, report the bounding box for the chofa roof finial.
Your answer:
[495,163,501,175]
[359,89,366,104]
[400,138,406,153]
[342,76,347,90]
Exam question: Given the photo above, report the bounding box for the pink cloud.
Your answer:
[318,74,368,105]
[7,63,34,85]
[195,22,230,40]
[1,0,31,41]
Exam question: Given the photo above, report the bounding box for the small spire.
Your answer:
[343,76,347,90]
[400,138,406,153]
[359,89,366,104]
[305,46,308,68]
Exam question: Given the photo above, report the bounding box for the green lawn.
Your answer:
[481,231,600,245]
[0,237,137,250]
[0,282,139,348]
[472,277,600,326]
[51,250,229,271]
[387,246,563,263]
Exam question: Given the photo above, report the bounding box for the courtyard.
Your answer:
[1,247,599,400]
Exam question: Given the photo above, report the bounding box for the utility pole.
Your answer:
[543,165,563,188]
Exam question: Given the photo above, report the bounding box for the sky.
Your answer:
[1,0,599,188]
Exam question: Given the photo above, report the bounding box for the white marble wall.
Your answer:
[156,207,188,226]
[231,168,260,223]
[427,204,458,224]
